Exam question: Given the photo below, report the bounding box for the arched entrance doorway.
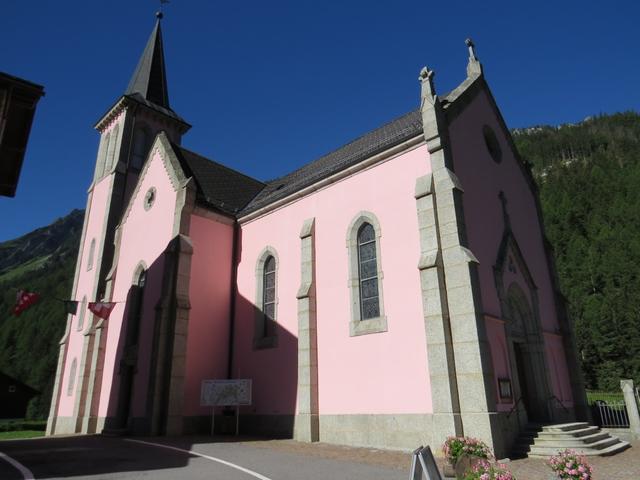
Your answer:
[505,283,551,423]
[114,265,147,431]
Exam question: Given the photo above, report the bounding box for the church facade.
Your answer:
[47,16,587,457]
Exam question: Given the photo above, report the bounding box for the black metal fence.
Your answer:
[587,391,630,428]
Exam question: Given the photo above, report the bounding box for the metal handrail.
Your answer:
[506,396,524,419]
[548,394,570,414]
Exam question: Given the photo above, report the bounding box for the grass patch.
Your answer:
[0,430,44,440]
[586,391,625,404]
[0,419,46,432]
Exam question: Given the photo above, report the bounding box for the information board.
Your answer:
[200,379,252,407]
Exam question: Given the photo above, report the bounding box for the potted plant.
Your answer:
[548,449,593,480]
[461,458,516,480]
[442,436,492,478]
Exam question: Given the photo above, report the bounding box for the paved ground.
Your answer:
[0,434,637,479]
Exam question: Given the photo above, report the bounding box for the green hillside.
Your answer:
[514,112,640,390]
[0,210,83,419]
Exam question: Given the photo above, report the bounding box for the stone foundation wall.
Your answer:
[50,416,76,435]
[318,414,434,451]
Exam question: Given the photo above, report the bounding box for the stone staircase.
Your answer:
[512,422,630,458]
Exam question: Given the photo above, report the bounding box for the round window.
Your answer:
[483,125,502,164]
[143,187,156,211]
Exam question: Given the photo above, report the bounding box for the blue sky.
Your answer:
[1,0,638,241]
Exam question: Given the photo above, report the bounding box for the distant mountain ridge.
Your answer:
[0,209,84,280]
[0,209,83,418]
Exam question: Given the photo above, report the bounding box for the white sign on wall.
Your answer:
[200,379,252,407]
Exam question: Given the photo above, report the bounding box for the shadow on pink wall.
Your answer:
[229,292,298,437]
[101,250,167,433]
[99,240,299,438]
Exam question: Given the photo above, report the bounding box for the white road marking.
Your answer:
[125,439,273,480]
[0,451,35,479]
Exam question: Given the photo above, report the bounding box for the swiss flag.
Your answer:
[14,290,40,316]
[88,301,116,320]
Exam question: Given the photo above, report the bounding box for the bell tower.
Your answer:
[47,12,190,435]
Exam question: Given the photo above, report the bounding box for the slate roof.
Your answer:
[173,145,266,216]
[239,109,423,215]
[126,18,170,109]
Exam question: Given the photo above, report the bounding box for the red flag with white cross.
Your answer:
[88,301,116,320]
[13,290,40,316]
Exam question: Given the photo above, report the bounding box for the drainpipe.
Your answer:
[226,220,240,379]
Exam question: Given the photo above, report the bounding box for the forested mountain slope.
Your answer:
[514,112,640,390]
[0,210,83,418]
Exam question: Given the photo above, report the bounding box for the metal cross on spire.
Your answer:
[157,0,170,19]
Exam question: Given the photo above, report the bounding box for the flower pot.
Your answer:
[443,462,456,478]
[454,454,486,479]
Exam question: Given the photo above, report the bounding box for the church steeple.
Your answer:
[126,12,170,109]
[92,10,189,183]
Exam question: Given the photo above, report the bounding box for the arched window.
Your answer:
[137,268,147,288]
[254,248,279,349]
[126,265,147,347]
[97,131,111,178]
[347,212,387,336]
[357,223,380,320]
[67,358,77,396]
[131,127,149,170]
[77,296,87,331]
[106,124,120,172]
[262,255,276,334]
[87,238,96,271]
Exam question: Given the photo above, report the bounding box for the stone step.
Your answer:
[528,436,619,452]
[541,422,589,432]
[535,426,600,438]
[527,440,630,458]
[512,422,629,458]
[532,431,610,446]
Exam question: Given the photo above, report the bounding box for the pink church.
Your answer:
[47,15,588,457]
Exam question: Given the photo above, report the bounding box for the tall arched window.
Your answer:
[131,127,149,170]
[137,268,147,288]
[347,212,387,336]
[357,223,380,320]
[106,124,120,172]
[262,255,276,335]
[97,131,111,178]
[254,248,279,349]
[67,358,77,396]
[87,238,96,271]
[127,265,147,346]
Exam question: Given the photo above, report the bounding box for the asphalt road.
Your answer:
[0,435,410,480]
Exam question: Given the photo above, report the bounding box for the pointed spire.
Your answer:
[126,12,170,109]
